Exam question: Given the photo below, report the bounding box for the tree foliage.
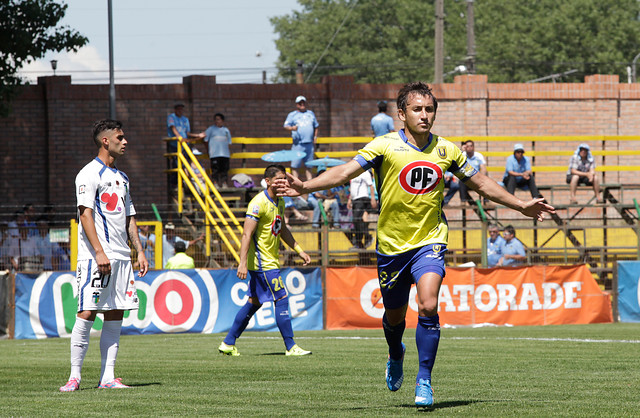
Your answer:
[271,0,640,84]
[0,0,87,116]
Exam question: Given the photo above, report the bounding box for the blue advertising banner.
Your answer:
[617,261,640,322]
[14,268,323,339]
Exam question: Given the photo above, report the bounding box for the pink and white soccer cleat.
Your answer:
[98,377,131,389]
[59,378,80,392]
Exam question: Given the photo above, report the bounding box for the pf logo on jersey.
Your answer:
[398,161,443,194]
[271,214,283,236]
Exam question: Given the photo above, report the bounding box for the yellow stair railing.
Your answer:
[175,140,242,264]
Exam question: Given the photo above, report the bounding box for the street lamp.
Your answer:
[50,60,57,76]
[444,65,467,79]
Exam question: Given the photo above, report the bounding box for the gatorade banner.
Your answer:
[617,261,640,322]
[326,265,612,329]
[14,268,322,339]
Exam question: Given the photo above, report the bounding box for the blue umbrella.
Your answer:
[305,156,346,167]
[261,149,306,162]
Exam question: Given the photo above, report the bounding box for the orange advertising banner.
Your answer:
[326,265,612,329]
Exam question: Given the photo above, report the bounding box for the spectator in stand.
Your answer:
[16,223,41,271]
[308,167,341,229]
[371,100,395,138]
[459,140,489,205]
[348,169,378,249]
[497,225,526,266]
[503,143,542,198]
[486,223,505,267]
[443,171,459,206]
[162,222,203,268]
[167,103,205,187]
[22,203,38,236]
[164,241,195,269]
[203,113,232,188]
[566,143,601,204]
[283,96,319,182]
[138,224,156,269]
[166,103,205,152]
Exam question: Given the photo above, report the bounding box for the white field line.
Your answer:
[239,335,640,344]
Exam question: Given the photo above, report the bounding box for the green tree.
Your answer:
[271,0,640,84]
[0,0,87,116]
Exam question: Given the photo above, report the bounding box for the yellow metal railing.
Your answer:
[175,139,242,264]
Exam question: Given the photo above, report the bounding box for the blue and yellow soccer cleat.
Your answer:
[385,342,405,391]
[218,342,240,356]
[415,378,434,408]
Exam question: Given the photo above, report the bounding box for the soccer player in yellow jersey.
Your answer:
[276,82,555,408]
[218,165,312,357]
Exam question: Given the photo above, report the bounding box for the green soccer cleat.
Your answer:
[285,344,312,356]
[218,342,240,356]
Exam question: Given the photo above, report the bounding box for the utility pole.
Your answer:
[434,0,444,84]
[296,60,304,84]
[107,0,116,119]
[466,0,476,74]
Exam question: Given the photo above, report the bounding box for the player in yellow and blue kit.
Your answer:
[218,165,312,357]
[276,82,555,408]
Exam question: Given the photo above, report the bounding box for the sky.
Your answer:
[18,0,301,84]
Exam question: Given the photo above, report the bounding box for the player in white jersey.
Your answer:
[60,119,148,392]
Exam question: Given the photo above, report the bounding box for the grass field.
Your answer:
[1,323,639,416]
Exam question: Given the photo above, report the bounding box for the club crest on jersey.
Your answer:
[271,214,283,236]
[398,161,443,194]
[78,185,86,194]
[437,147,447,158]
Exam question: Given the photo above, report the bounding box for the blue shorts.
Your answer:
[377,244,447,310]
[291,143,315,168]
[247,269,288,304]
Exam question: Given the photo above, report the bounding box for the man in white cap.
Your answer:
[503,143,541,198]
[283,95,319,181]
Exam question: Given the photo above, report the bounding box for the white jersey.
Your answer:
[75,158,136,261]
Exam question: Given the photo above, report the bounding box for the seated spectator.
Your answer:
[497,225,526,266]
[566,143,601,204]
[203,113,232,188]
[164,241,195,269]
[503,144,541,198]
[443,171,459,206]
[162,223,203,267]
[283,196,309,224]
[17,224,41,271]
[486,223,505,267]
[459,140,489,205]
[308,167,342,228]
[35,220,54,270]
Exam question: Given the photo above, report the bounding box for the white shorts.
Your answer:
[76,258,139,312]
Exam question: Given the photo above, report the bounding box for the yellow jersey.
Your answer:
[245,190,285,271]
[354,130,476,255]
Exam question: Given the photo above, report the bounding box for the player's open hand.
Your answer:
[299,251,311,266]
[137,253,149,277]
[237,264,248,280]
[520,197,555,221]
[274,172,304,197]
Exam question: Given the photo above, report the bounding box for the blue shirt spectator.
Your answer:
[284,97,319,145]
[204,122,232,158]
[370,100,395,137]
[166,103,204,152]
[486,224,505,267]
[500,225,526,266]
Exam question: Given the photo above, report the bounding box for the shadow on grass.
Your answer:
[345,399,483,412]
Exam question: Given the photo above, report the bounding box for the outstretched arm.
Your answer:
[465,172,555,221]
[276,159,364,197]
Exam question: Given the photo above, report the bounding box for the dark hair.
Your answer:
[488,222,499,230]
[377,100,388,112]
[463,139,474,147]
[396,82,438,112]
[504,225,516,236]
[214,113,225,120]
[174,241,187,253]
[264,164,286,179]
[92,119,122,147]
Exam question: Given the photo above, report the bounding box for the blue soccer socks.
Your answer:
[274,297,295,351]
[223,302,260,346]
[415,314,440,383]
[382,314,406,360]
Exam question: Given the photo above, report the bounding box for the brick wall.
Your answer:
[1,74,639,207]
